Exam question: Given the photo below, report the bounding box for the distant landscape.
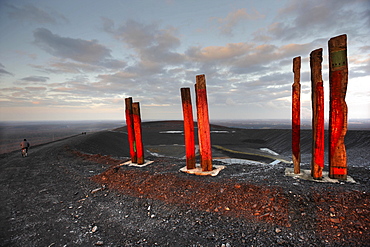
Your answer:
[1,119,369,154]
[0,120,123,154]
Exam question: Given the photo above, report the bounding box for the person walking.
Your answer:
[20,139,30,157]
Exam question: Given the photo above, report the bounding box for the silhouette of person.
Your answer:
[20,139,30,156]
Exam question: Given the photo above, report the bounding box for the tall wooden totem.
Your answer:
[310,48,325,179]
[292,56,301,174]
[328,34,348,180]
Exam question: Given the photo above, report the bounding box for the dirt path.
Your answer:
[0,136,109,246]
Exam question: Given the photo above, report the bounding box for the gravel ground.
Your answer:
[1,121,369,246]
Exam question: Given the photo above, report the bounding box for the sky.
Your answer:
[0,0,369,122]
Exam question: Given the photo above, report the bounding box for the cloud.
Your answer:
[102,19,184,73]
[213,8,264,36]
[31,60,126,74]
[99,18,307,109]
[21,76,50,82]
[254,0,370,42]
[33,28,116,65]
[0,63,13,76]
[31,62,102,74]
[5,3,67,24]
[25,87,47,91]
[97,71,137,82]
[186,43,253,62]
[186,41,316,76]
[350,56,370,78]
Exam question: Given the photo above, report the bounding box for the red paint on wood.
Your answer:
[310,48,325,179]
[132,102,144,165]
[125,97,137,163]
[332,167,347,175]
[328,34,348,180]
[181,88,196,169]
[292,56,301,174]
[195,75,212,172]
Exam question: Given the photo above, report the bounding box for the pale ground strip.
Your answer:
[285,168,356,183]
[120,160,154,167]
[179,165,226,176]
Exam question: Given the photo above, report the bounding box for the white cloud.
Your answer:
[103,19,184,74]
[21,76,49,82]
[33,28,115,65]
[213,8,264,36]
[1,1,369,121]
[254,0,370,42]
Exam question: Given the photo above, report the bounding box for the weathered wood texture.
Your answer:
[195,75,213,172]
[132,102,144,165]
[181,88,196,169]
[310,48,325,179]
[328,34,348,180]
[125,97,137,163]
[292,56,301,174]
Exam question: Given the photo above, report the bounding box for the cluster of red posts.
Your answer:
[125,74,214,171]
[292,34,348,180]
[125,35,348,179]
[181,74,213,172]
[125,97,144,165]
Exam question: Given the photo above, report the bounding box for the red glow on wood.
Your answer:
[132,102,144,165]
[313,82,325,165]
[195,75,212,172]
[125,97,137,163]
[181,88,196,169]
[292,56,301,174]
[332,167,347,175]
[329,70,347,179]
[310,48,325,179]
[328,34,348,180]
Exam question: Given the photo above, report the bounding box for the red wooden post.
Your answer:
[132,102,144,165]
[328,34,348,180]
[292,56,301,174]
[125,97,137,163]
[195,74,213,172]
[195,83,203,167]
[181,88,196,169]
[310,48,325,179]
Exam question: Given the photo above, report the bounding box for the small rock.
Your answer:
[95,240,104,245]
[260,213,270,218]
[330,218,340,224]
[92,225,98,233]
[277,239,286,244]
[275,228,282,233]
[91,188,102,194]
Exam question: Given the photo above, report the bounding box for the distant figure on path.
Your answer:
[20,139,30,157]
